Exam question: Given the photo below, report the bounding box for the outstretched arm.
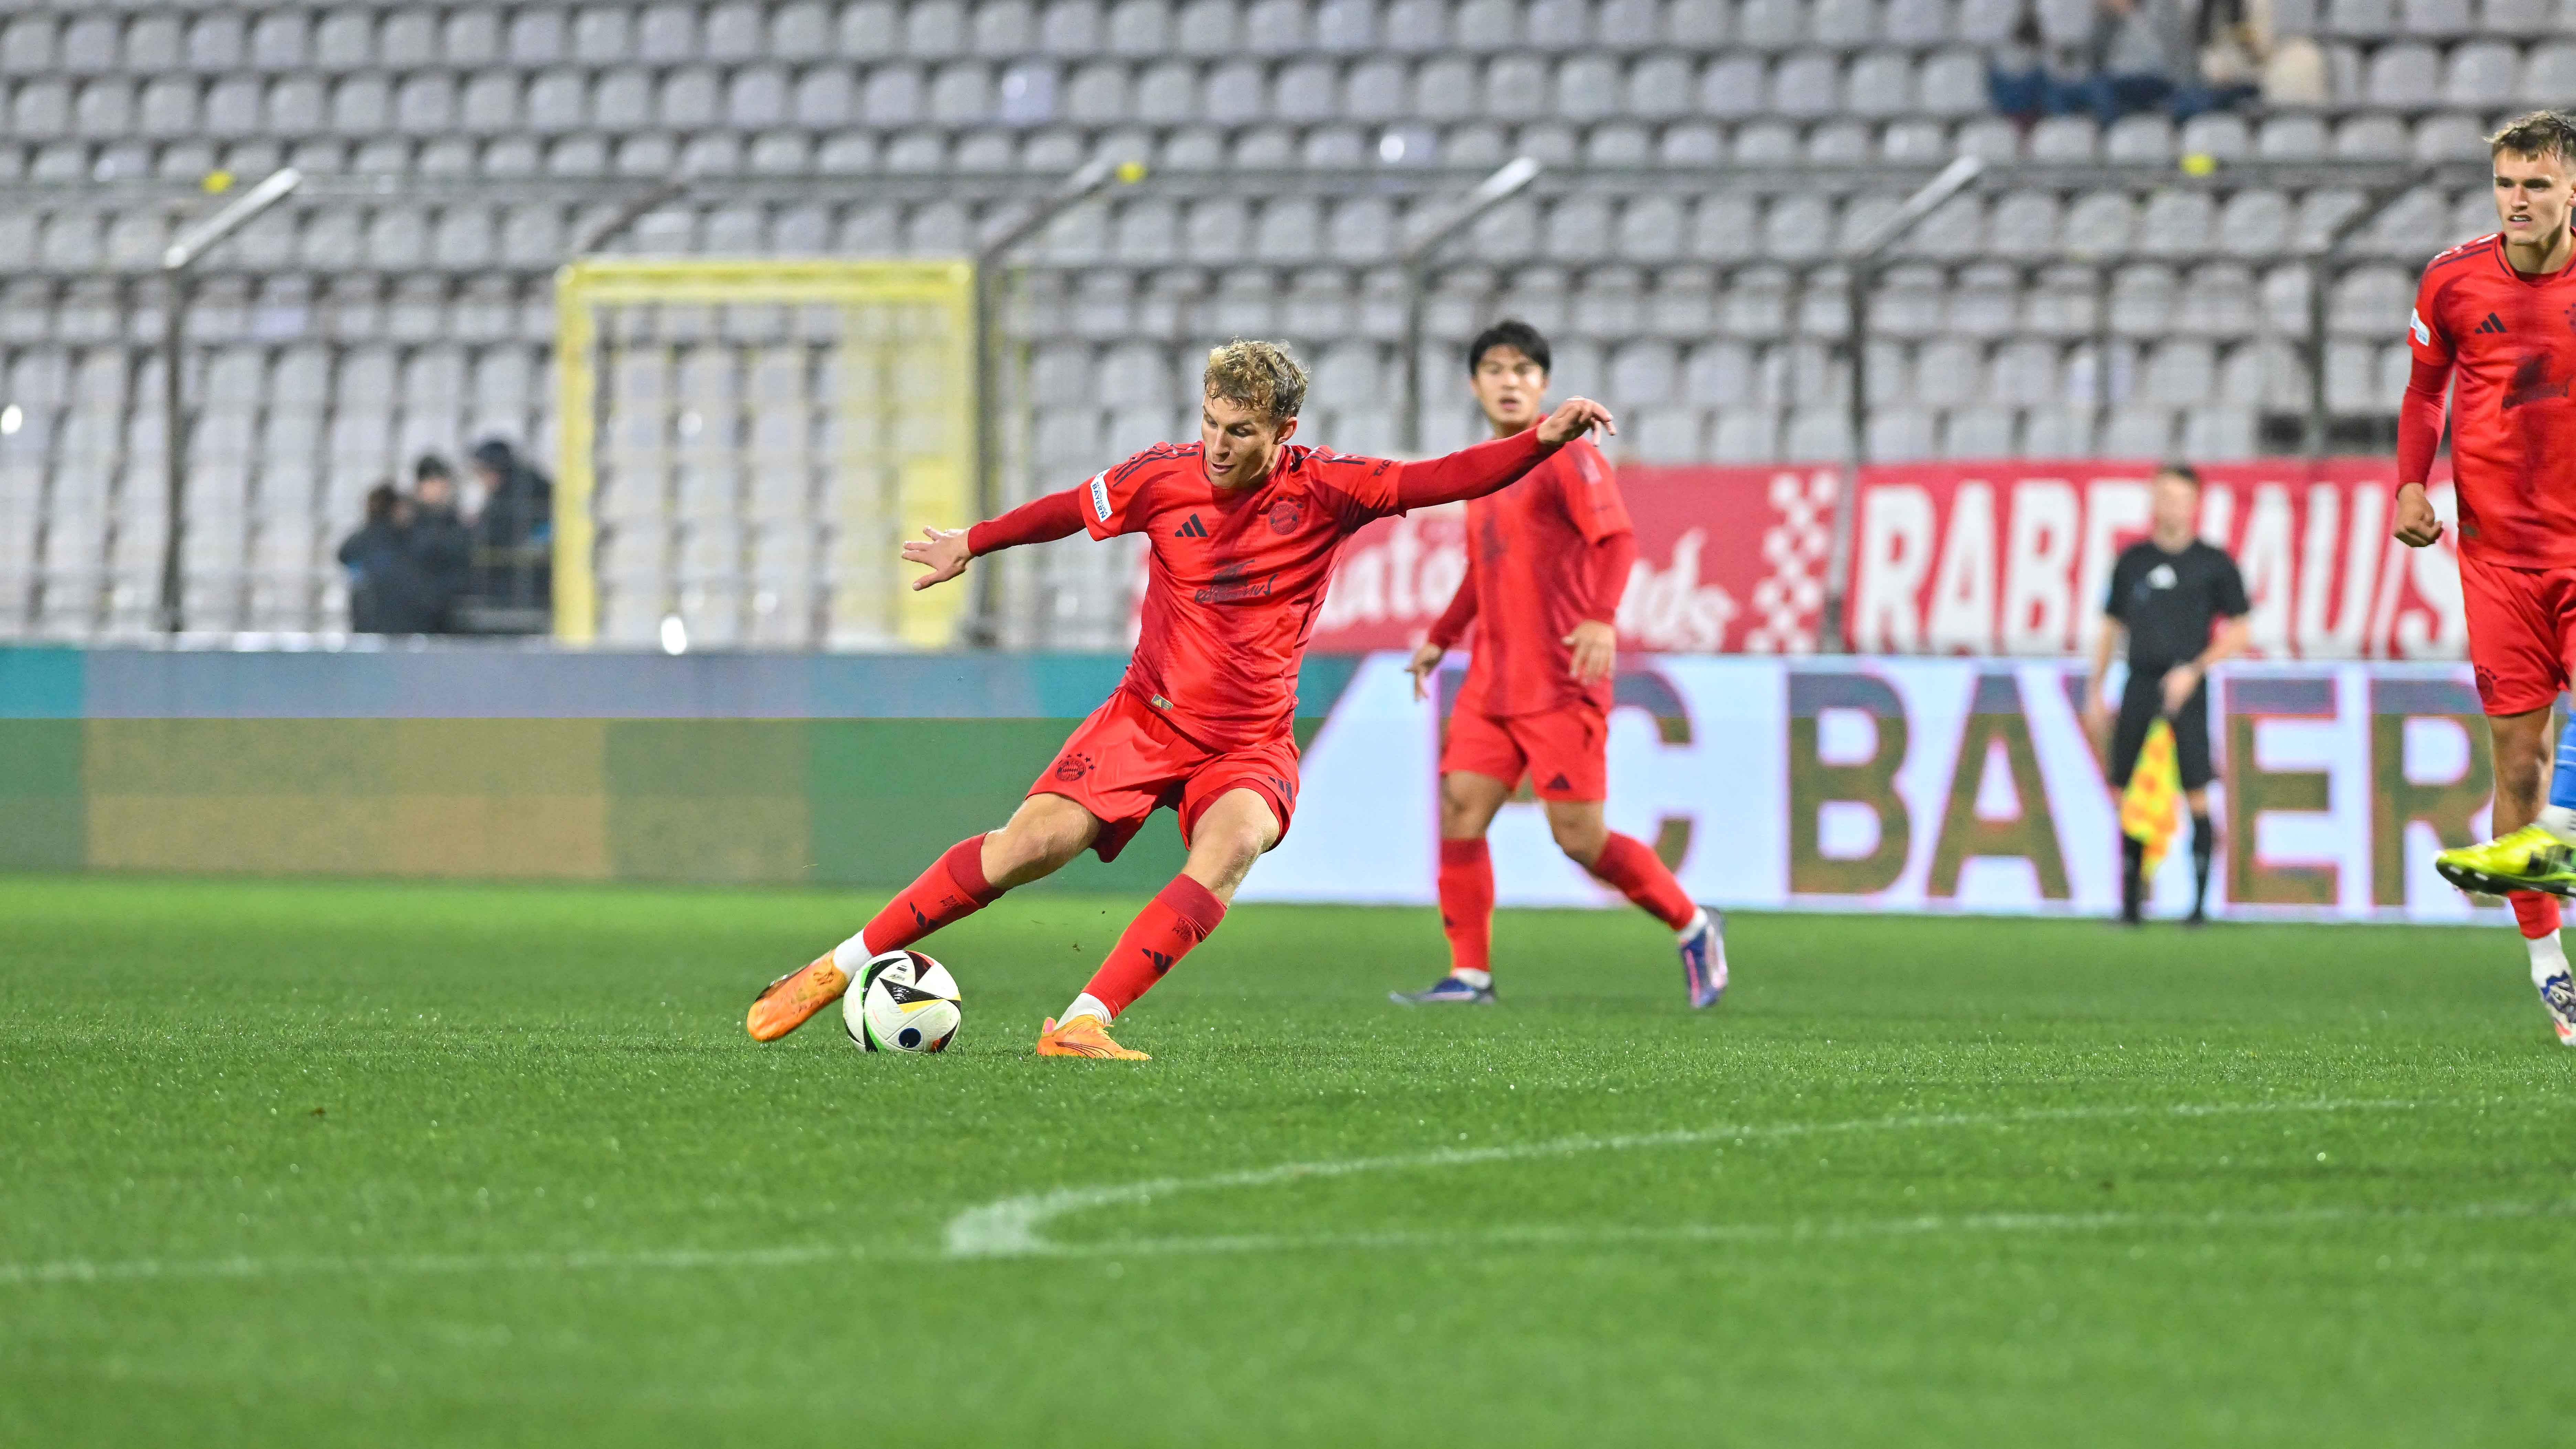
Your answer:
[902,488,1087,591]
[1408,551,1481,701]
[2393,357,2450,547]
[1392,398,1618,511]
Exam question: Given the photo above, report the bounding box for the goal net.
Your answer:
[553,258,976,650]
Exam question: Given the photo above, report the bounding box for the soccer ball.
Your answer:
[842,949,962,1054]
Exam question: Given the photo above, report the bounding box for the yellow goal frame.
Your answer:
[551,257,978,647]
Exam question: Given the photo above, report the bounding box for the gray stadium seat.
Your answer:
[1277,59,1341,122]
[2402,0,2473,31]
[1666,0,1732,43]
[640,4,702,62]
[1456,0,1521,48]
[1889,0,1958,40]
[1810,120,1872,161]
[2139,191,2215,258]
[2179,112,2251,161]
[1248,0,1312,51]
[839,2,898,55]
[1739,0,1807,49]
[507,10,564,63]
[1,15,54,75]
[931,62,995,123]
[311,11,373,67]
[2323,0,2398,34]
[2482,0,2551,30]
[1942,406,2015,458]
[1847,52,1915,118]
[2218,189,2292,257]
[1042,0,1104,52]
[2256,114,2328,159]
[1558,56,1622,120]
[2365,43,2439,106]
[2029,115,2098,160]
[2443,42,2519,106]
[1771,53,1842,119]
[1914,337,1982,404]
[1871,406,1939,459]
[1380,0,1446,49]
[2520,42,2576,103]
[1702,55,1768,117]
[2063,191,2136,257]
[2105,114,2174,162]
[705,1,767,60]
[1816,0,1886,45]
[864,65,925,124]
[380,10,438,66]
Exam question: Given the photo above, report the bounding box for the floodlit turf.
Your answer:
[3,874,2572,1447]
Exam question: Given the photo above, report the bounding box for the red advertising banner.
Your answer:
[1140,458,2467,661]
[1303,465,1840,655]
[1843,460,2467,660]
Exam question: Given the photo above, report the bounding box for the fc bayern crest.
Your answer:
[1266,496,1304,534]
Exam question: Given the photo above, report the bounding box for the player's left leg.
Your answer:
[1041,738,1298,1060]
[1519,702,1724,1008]
[1543,798,1725,1008]
[2175,686,2218,924]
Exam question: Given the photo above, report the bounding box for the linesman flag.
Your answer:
[2120,718,2184,879]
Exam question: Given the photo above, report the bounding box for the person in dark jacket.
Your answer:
[469,437,554,613]
[337,482,439,634]
[409,454,472,632]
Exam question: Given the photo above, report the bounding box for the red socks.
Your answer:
[859,835,1001,958]
[1588,832,1697,931]
[1438,838,1495,978]
[1081,875,1227,1018]
[2512,890,2561,940]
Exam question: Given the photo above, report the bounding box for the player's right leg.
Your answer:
[1392,770,1512,1004]
[747,794,1101,1041]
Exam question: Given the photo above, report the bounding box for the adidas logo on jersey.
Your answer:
[1176,514,1210,538]
[2477,312,2509,335]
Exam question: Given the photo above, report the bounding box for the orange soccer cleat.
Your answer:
[745,955,850,1042]
[1035,1014,1150,1060]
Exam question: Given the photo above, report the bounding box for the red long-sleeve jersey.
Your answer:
[969,428,1561,748]
[1423,438,1636,717]
[2401,232,2576,568]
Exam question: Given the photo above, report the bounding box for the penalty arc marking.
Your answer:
[941,1097,2434,1259]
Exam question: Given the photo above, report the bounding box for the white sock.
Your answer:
[2539,805,2576,846]
[830,931,874,977]
[1062,992,1114,1026]
[2528,930,2568,988]
[1674,907,1710,944]
[1451,967,1493,989]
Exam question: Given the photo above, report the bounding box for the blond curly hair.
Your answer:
[1202,339,1308,425]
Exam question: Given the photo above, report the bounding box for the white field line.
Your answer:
[0,1096,2486,1288]
[941,1097,2428,1258]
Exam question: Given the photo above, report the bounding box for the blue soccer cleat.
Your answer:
[1390,975,1497,1006]
[1678,909,1727,1010]
[2540,968,2576,1048]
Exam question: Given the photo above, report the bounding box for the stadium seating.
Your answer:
[0,0,2543,641]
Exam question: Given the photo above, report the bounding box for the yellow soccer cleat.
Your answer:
[2434,824,2576,898]
[1035,1014,1150,1060]
[745,954,850,1042]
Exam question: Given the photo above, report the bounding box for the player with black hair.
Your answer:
[1392,320,1725,1008]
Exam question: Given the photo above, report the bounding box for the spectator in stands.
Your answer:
[2198,0,2327,108]
[1987,2,2058,124]
[336,482,439,635]
[409,453,472,633]
[468,437,554,615]
[2080,0,2207,125]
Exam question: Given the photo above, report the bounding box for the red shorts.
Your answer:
[1031,688,1300,863]
[1438,699,1609,802]
[2462,552,2576,716]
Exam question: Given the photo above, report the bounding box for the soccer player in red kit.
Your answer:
[1390,322,1724,1009]
[2394,111,2576,1046]
[744,340,1617,1059]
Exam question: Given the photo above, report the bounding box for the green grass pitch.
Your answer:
[3,873,2572,1447]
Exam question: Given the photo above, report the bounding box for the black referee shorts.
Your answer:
[2108,673,2213,793]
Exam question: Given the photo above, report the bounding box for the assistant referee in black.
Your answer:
[2080,463,2252,926]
